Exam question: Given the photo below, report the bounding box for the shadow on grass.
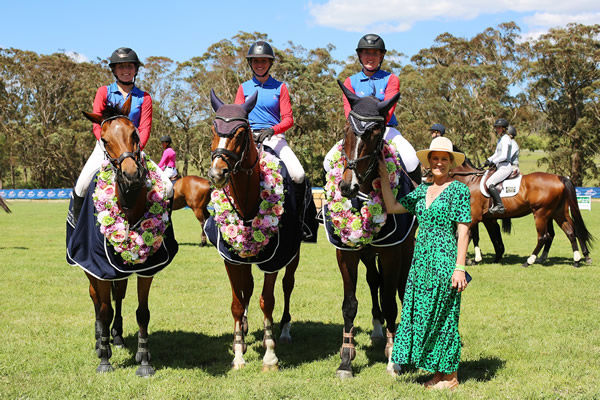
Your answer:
[459,356,505,382]
[0,246,29,250]
[469,253,576,267]
[177,242,213,248]
[118,320,345,375]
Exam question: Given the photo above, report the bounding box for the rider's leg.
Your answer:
[72,141,104,224]
[486,165,512,215]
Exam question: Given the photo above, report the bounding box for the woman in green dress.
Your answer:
[378,136,471,390]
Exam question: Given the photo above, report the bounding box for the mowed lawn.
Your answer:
[1,200,599,399]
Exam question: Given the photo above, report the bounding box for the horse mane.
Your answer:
[101,103,128,120]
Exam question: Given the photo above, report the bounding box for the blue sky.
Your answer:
[2,0,599,64]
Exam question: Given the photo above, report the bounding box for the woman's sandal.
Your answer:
[426,379,459,390]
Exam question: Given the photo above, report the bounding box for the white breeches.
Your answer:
[263,135,305,184]
[487,164,513,187]
[74,140,173,198]
[163,166,178,179]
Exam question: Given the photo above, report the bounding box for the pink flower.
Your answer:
[272,204,284,216]
[140,218,156,230]
[225,224,239,238]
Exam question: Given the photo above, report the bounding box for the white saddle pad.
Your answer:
[480,170,522,198]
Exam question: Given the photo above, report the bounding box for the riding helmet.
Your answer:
[356,34,387,54]
[109,47,142,68]
[493,118,509,128]
[429,123,446,136]
[507,125,517,137]
[246,41,275,59]
[160,135,172,143]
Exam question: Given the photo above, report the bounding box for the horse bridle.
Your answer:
[100,115,148,209]
[341,115,385,184]
[211,116,259,179]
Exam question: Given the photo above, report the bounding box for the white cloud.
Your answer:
[64,50,89,63]
[308,0,600,32]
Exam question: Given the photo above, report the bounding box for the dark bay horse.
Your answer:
[205,90,302,371]
[172,175,211,246]
[326,82,416,378]
[452,163,593,267]
[69,97,176,375]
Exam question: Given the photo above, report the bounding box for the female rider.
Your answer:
[158,135,178,181]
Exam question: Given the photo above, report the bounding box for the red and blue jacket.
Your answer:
[234,76,293,134]
[92,82,152,148]
[343,70,400,126]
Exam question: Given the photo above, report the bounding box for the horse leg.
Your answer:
[134,276,155,377]
[86,273,114,373]
[279,252,300,344]
[336,249,359,379]
[554,212,583,268]
[538,221,555,264]
[261,271,279,371]
[470,224,482,264]
[111,279,128,347]
[360,250,384,343]
[225,262,252,369]
[485,219,505,263]
[379,246,403,376]
[523,211,551,268]
[192,207,208,247]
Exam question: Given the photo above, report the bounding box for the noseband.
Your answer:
[341,124,385,184]
[100,115,148,209]
[211,116,259,180]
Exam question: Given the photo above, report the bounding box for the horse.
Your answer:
[0,196,10,213]
[172,175,211,246]
[204,90,306,371]
[323,81,416,378]
[66,96,178,375]
[451,162,593,267]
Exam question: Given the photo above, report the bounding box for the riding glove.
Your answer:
[483,159,493,168]
[255,128,275,143]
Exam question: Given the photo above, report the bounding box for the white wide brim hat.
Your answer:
[416,136,465,168]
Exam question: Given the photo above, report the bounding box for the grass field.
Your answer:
[1,200,599,399]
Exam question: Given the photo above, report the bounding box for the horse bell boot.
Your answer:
[487,185,505,215]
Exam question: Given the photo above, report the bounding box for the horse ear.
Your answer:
[121,95,132,116]
[377,92,400,116]
[337,80,360,108]
[82,111,103,125]
[242,91,258,114]
[210,89,224,112]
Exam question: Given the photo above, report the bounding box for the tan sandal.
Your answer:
[427,379,458,390]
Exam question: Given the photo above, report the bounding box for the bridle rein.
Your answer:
[341,113,385,184]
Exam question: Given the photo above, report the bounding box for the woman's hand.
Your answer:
[451,270,468,292]
[378,159,389,180]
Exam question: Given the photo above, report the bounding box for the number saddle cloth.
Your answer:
[66,172,179,281]
[323,158,416,250]
[204,147,318,273]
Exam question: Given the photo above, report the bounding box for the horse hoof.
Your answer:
[262,363,279,372]
[112,335,125,348]
[370,335,384,346]
[96,361,114,373]
[136,364,155,377]
[573,261,581,268]
[279,335,292,345]
[521,262,529,268]
[586,257,592,265]
[231,363,245,370]
[336,369,353,380]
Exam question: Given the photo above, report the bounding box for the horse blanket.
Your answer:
[66,173,178,280]
[204,148,317,273]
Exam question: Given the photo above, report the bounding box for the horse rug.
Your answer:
[66,173,179,281]
[479,170,522,198]
[204,149,317,273]
[323,159,416,251]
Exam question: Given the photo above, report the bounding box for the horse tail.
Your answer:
[501,218,512,234]
[560,176,594,249]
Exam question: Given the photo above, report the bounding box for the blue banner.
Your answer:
[576,187,600,198]
[0,188,72,200]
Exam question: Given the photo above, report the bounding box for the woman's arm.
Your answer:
[451,222,470,292]
[377,159,408,214]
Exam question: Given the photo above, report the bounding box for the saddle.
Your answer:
[480,169,522,198]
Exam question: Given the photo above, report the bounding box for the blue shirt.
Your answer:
[238,76,292,132]
[346,70,398,126]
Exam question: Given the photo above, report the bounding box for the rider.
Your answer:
[483,118,519,215]
[72,47,171,223]
[429,123,445,139]
[234,41,307,215]
[324,34,420,184]
[158,135,178,181]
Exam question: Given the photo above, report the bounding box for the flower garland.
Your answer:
[93,156,170,265]
[209,151,285,258]
[324,141,402,248]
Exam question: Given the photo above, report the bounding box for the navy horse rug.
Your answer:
[66,171,178,281]
[204,149,317,273]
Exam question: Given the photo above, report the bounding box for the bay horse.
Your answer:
[205,90,302,371]
[172,175,211,246]
[326,81,416,378]
[67,96,177,376]
[452,163,593,267]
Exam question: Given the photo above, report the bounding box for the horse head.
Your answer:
[338,80,399,198]
[82,96,148,221]
[207,89,258,188]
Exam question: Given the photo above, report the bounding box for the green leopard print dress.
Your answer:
[391,180,471,374]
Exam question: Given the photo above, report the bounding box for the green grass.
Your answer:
[1,201,599,399]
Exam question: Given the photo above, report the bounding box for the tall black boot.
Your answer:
[487,185,505,215]
[293,181,306,226]
[70,192,85,226]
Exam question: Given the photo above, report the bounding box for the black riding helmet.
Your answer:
[246,41,275,78]
[160,135,172,143]
[356,34,386,73]
[507,126,517,137]
[109,47,142,85]
[429,123,446,136]
[493,118,509,128]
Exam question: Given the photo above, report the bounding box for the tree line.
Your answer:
[1,22,598,189]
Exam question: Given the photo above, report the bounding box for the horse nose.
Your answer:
[340,181,358,198]
[208,167,227,187]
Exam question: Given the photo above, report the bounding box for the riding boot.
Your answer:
[70,192,85,226]
[487,185,505,215]
[293,181,307,236]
